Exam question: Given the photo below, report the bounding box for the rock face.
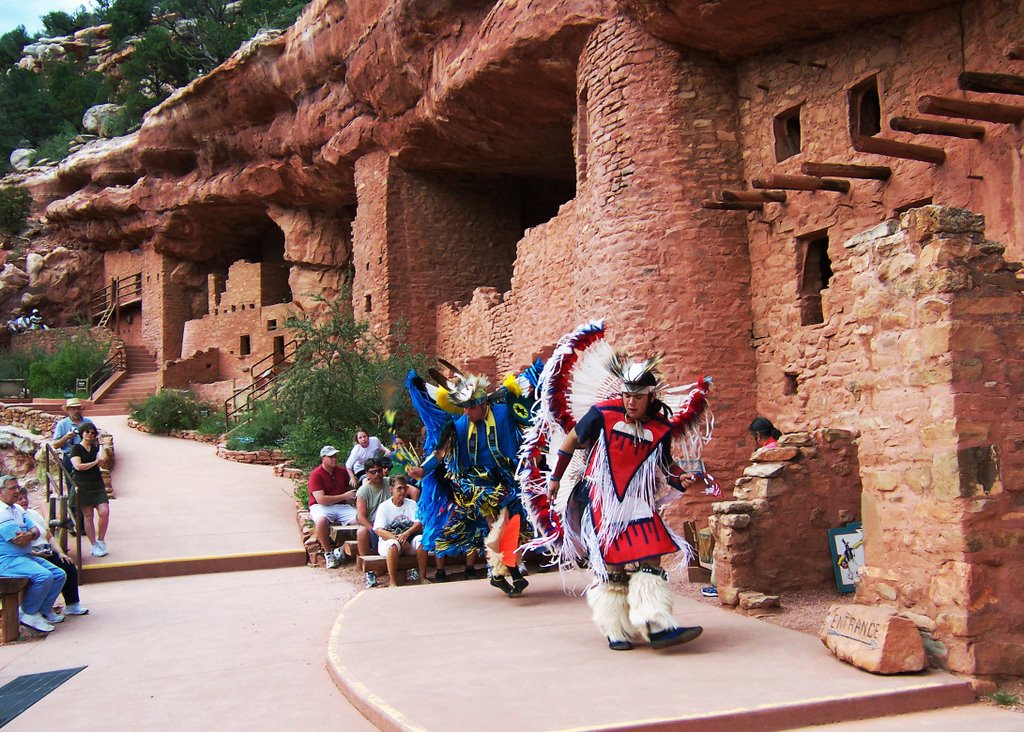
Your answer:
[82,104,123,138]
[821,604,927,674]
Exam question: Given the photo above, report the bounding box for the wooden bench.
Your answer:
[0,577,28,643]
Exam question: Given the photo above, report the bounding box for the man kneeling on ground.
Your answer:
[373,476,428,587]
[0,476,66,633]
[308,446,357,569]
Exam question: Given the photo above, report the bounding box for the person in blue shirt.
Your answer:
[51,398,95,471]
[0,476,66,633]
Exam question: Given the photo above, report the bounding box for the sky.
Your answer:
[1,0,96,37]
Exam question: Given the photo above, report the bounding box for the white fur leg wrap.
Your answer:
[587,581,637,642]
[627,569,676,638]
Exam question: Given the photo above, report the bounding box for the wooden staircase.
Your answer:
[90,345,159,416]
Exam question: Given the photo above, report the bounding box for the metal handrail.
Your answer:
[42,443,83,578]
[224,339,298,426]
[79,339,126,399]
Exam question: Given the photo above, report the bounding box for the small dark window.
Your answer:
[850,76,881,138]
[239,335,251,356]
[267,319,277,331]
[784,373,799,396]
[364,294,372,313]
[273,336,285,356]
[231,305,236,312]
[773,105,802,162]
[799,233,833,326]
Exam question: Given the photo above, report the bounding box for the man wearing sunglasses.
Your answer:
[355,458,390,564]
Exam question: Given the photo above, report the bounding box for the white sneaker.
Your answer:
[325,551,340,569]
[42,610,65,624]
[19,611,54,633]
[63,603,89,616]
[91,541,108,557]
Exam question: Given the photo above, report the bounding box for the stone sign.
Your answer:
[821,604,926,674]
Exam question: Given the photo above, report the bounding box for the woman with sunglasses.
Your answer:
[70,423,111,557]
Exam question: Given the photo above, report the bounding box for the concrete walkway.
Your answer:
[74,416,304,576]
[328,571,1022,732]
[0,567,374,731]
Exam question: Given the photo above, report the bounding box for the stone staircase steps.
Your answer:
[91,346,160,415]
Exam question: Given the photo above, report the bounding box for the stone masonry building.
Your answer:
[12,1,1024,677]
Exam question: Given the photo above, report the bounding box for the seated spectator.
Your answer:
[16,487,88,616]
[345,428,391,482]
[355,457,390,562]
[308,446,357,569]
[749,416,782,450]
[373,476,429,587]
[0,476,66,633]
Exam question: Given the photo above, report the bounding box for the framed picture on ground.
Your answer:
[828,522,864,593]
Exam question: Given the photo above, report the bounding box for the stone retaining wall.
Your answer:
[711,429,861,606]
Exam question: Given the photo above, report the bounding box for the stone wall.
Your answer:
[710,430,861,605]
[737,2,1024,431]
[8,325,111,354]
[841,207,1022,677]
[180,261,294,381]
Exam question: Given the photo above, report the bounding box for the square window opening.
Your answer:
[849,75,882,138]
[798,232,833,326]
[267,319,277,331]
[784,373,799,396]
[773,105,802,162]
[364,294,372,313]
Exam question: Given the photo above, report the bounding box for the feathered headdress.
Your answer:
[423,360,490,413]
[606,351,666,394]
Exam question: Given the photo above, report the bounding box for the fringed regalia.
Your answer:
[519,321,717,581]
[406,364,542,560]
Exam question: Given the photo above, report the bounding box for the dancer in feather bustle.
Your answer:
[406,361,542,596]
[519,321,717,650]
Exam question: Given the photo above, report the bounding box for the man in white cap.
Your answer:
[307,446,357,569]
[51,398,95,473]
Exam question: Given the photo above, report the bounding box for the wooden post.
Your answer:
[852,135,946,165]
[918,95,1024,124]
[0,578,28,643]
[801,162,892,180]
[750,174,850,193]
[958,71,1024,96]
[701,200,764,211]
[719,190,787,203]
[890,116,985,140]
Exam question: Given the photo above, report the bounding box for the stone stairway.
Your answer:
[90,345,159,416]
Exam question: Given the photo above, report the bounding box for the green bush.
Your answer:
[293,478,309,510]
[129,389,209,434]
[0,345,43,382]
[0,187,31,235]
[24,331,108,398]
[196,409,226,437]
[271,293,426,470]
[225,400,287,450]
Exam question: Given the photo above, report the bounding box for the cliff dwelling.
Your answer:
[5,0,1024,680]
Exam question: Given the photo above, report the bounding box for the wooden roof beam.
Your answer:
[750,174,849,193]
[852,135,946,165]
[719,190,787,203]
[890,116,985,140]
[958,71,1024,96]
[801,162,891,180]
[918,95,1024,124]
[701,200,763,211]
